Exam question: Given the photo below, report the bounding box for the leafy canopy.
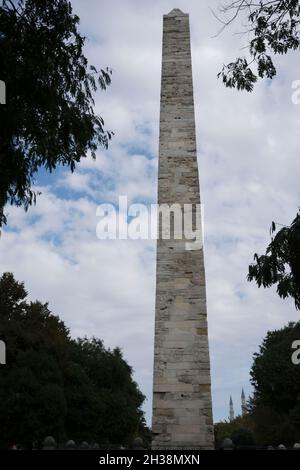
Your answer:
[216,0,300,91]
[215,2,300,309]
[0,272,146,449]
[0,0,112,226]
[248,212,300,310]
[249,321,300,444]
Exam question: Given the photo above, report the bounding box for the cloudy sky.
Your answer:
[1,0,300,424]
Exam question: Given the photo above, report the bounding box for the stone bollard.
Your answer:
[42,436,56,450]
[278,444,286,450]
[132,437,144,450]
[65,440,76,450]
[79,441,89,450]
[221,438,234,450]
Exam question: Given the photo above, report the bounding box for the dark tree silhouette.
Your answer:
[0,272,146,449]
[0,0,112,226]
[216,0,300,91]
[248,212,300,310]
[215,1,300,309]
[248,321,300,444]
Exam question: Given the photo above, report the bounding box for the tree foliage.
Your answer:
[231,427,255,446]
[217,323,300,447]
[214,415,255,448]
[215,3,300,308]
[0,272,146,449]
[0,0,112,226]
[216,0,300,91]
[249,321,300,445]
[248,212,300,310]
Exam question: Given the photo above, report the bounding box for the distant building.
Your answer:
[229,388,247,421]
[229,396,234,422]
[241,388,247,416]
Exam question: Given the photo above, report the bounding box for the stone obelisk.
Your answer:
[152,9,214,450]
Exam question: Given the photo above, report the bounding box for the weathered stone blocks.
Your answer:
[152,9,214,450]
